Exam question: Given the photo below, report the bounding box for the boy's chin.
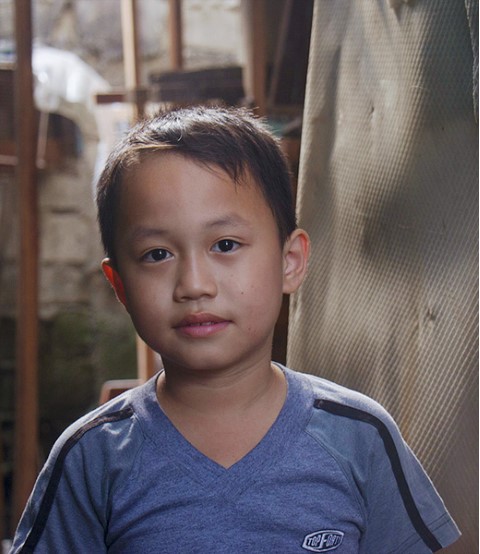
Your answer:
[160,353,262,377]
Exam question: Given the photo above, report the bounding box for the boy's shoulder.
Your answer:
[48,377,154,466]
[287,366,405,460]
[290,366,395,426]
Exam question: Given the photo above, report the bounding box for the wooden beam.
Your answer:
[267,0,314,111]
[121,0,157,380]
[121,0,145,119]
[267,0,293,110]
[136,335,157,382]
[13,0,39,527]
[241,0,267,116]
[0,437,4,541]
[0,155,17,168]
[168,0,183,70]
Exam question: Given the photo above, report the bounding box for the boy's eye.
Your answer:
[212,239,240,253]
[142,248,171,262]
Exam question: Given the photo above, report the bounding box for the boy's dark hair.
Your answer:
[96,105,297,265]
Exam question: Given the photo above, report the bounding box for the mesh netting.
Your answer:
[288,2,478,551]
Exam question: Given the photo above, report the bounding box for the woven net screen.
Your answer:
[288,1,478,551]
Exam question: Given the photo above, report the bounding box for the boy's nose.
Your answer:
[173,254,218,302]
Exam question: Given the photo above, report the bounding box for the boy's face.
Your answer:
[103,153,308,376]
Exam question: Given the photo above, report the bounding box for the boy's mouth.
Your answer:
[174,313,231,338]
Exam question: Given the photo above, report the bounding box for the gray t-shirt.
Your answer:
[11,365,460,553]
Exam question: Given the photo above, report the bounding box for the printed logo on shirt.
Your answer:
[301,529,344,552]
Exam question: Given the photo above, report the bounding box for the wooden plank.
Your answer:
[121,0,156,380]
[168,0,183,70]
[267,0,314,111]
[95,91,128,104]
[136,335,157,381]
[241,0,267,115]
[99,379,141,404]
[149,66,244,104]
[0,154,17,167]
[0,433,4,541]
[121,0,145,119]
[12,0,39,527]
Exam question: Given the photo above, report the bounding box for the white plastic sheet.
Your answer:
[32,44,110,139]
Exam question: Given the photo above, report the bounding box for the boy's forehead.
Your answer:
[112,150,286,250]
[115,165,282,248]
[119,152,269,216]
[122,151,265,199]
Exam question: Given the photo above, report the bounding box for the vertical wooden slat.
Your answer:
[168,0,183,70]
[121,0,156,380]
[136,335,157,383]
[250,0,267,116]
[0,435,4,541]
[267,0,292,110]
[241,0,267,116]
[13,0,39,527]
[121,0,144,120]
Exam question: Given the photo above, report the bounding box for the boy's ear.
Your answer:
[282,229,310,295]
[101,259,128,307]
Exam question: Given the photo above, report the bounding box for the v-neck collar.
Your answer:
[131,365,313,499]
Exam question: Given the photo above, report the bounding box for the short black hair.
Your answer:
[96,105,297,265]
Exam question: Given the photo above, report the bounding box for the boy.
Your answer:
[11,106,459,553]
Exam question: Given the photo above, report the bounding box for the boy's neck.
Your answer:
[155,361,287,468]
[156,360,285,416]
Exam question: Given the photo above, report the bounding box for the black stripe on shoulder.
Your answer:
[20,406,134,553]
[314,399,442,552]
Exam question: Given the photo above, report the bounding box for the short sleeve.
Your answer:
[311,397,461,554]
[359,419,460,553]
[10,405,136,553]
[10,435,108,553]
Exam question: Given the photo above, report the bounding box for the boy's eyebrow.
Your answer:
[128,227,169,242]
[205,214,252,229]
[128,215,252,242]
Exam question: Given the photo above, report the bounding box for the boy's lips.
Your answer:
[174,313,231,338]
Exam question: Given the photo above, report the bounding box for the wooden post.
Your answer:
[121,0,157,380]
[136,335,158,382]
[241,0,267,116]
[0,436,4,542]
[121,0,145,120]
[13,0,39,526]
[168,0,183,70]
